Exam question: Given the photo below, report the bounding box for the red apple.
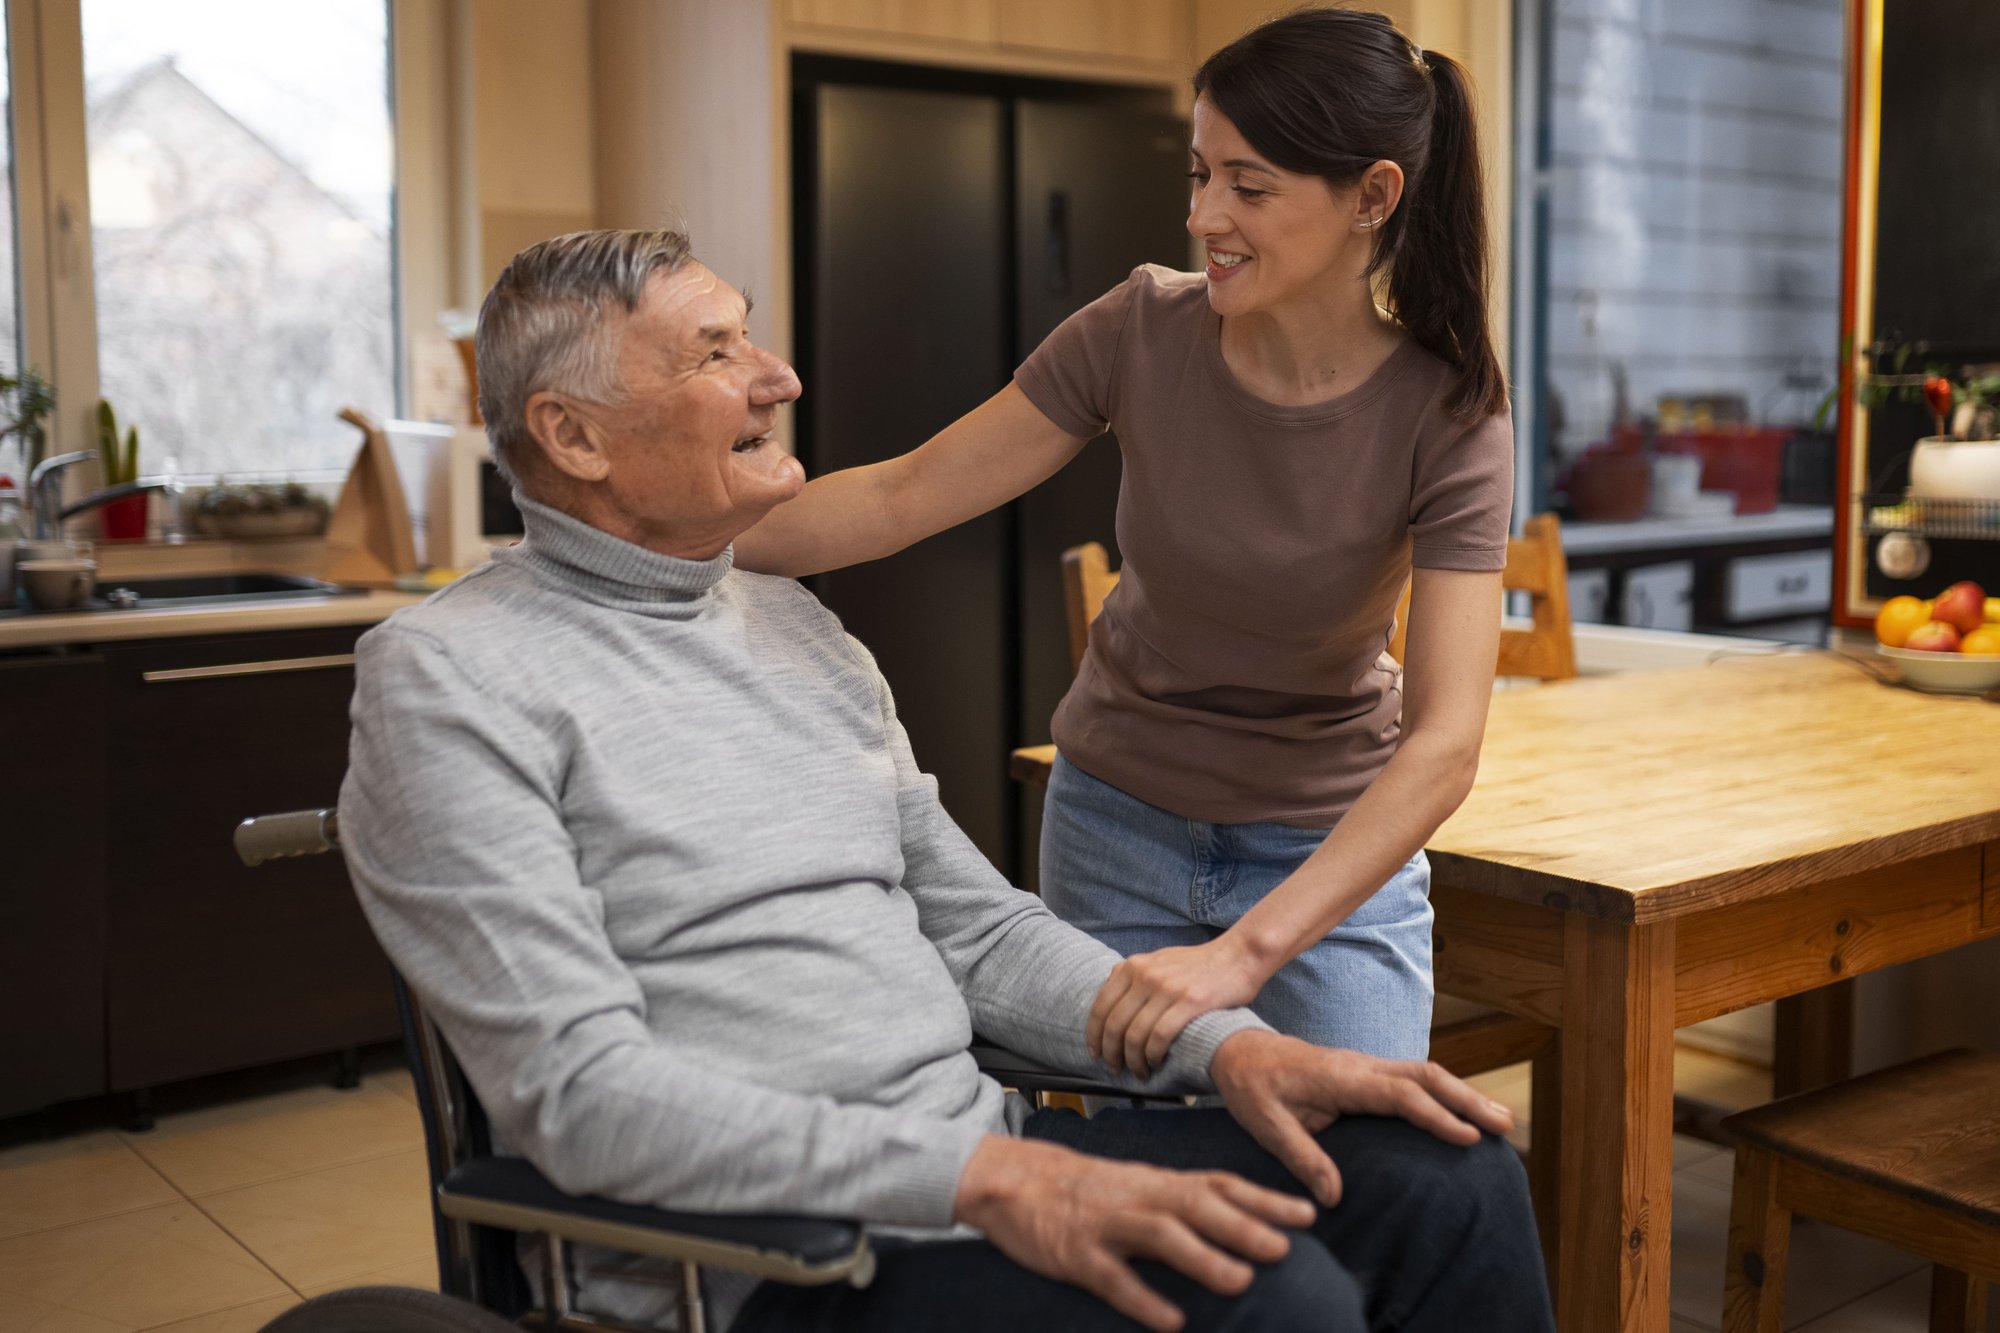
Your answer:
[1931,580,1988,634]
[1904,620,1963,653]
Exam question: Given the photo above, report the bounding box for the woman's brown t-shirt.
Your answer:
[1014,265,1514,828]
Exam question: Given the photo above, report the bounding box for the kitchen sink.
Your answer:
[95,574,360,606]
[1,572,363,617]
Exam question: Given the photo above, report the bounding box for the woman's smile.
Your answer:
[1207,249,1251,281]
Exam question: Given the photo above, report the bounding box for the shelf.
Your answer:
[1561,506,1834,557]
[1858,494,2000,542]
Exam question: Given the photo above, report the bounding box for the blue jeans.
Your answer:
[1040,756,1434,1059]
[734,1109,1555,1332]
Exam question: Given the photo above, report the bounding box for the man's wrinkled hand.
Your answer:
[952,1135,1316,1333]
[1088,935,1269,1079]
[1209,1029,1515,1206]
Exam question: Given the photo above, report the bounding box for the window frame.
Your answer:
[5,0,458,483]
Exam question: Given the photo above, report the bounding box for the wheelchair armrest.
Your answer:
[970,1041,1180,1102]
[437,1157,873,1287]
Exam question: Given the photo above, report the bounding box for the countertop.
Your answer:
[1562,505,1834,557]
[0,589,424,651]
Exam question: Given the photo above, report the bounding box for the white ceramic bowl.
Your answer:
[1878,644,2000,694]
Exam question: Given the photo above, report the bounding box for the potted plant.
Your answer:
[96,398,148,539]
[192,481,330,539]
[1904,370,2000,502]
[0,369,56,476]
[1841,347,2000,501]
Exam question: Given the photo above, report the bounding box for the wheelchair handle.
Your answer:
[235,808,341,866]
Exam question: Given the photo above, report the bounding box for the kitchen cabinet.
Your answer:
[788,0,996,44]
[998,0,1190,65]
[1724,549,1832,623]
[786,0,1191,70]
[0,653,108,1118]
[1619,560,1695,633]
[99,625,398,1110]
[1563,509,1835,641]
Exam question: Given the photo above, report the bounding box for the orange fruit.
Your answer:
[1874,595,1931,647]
[1962,625,2000,656]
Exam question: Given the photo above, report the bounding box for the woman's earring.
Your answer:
[1359,216,1382,230]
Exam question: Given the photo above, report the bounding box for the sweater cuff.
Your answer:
[1164,1008,1272,1092]
[870,1116,992,1228]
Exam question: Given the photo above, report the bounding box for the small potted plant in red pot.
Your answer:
[96,399,146,540]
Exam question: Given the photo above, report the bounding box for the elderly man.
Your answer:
[341,229,1554,1333]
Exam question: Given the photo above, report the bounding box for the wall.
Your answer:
[392,0,469,423]
[590,1,787,360]
[396,0,598,423]
[469,0,598,290]
[1855,938,2000,1074]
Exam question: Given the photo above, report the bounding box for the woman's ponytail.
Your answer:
[1194,10,1508,424]
[1390,50,1506,421]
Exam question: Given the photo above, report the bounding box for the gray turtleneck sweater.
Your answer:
[340,496,1265,1327]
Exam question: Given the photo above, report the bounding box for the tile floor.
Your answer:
[0,1050,433,1332]
[0,1044,1991,1331]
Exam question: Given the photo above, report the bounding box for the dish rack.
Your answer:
[1859,494,2000,541]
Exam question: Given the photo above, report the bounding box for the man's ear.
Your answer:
[524,391,612,483]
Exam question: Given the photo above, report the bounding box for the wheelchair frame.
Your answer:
[236,807,1146,1332]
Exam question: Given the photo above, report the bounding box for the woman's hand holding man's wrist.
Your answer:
[1087,931,1277,1079]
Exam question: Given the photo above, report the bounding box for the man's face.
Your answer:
[569,262,804,558]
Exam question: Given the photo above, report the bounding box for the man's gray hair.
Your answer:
[475,228,694,481]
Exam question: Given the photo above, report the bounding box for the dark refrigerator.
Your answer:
[795,65,1189,882]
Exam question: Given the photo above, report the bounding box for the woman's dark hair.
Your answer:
[1193,7,1506,421]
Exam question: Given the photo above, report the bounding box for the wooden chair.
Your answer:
[1721,1048,2000,1333]
[1387,511,1577,680]
[1006,516,1580,1282]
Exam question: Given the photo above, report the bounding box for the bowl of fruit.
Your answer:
[1874,580,2000,694]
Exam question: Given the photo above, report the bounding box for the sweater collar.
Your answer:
[500,493,732,612]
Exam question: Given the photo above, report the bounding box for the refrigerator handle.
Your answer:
[1044,190,1070,295]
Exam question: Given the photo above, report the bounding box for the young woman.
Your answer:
[735,7,1511,1079]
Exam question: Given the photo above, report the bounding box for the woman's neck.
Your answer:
[1219,284,1405,407]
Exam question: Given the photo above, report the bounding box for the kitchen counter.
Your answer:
[1562,505,1834,556]
[0,588,424,651]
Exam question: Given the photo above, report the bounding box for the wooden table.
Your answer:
[1429,652,2000,1333]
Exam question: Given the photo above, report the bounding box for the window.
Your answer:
[1514,0,1846,640]
[80,0,395,479]
[0,14,17,386]
[4,0,401,486]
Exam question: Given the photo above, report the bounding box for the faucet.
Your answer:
[27,451,94,541]
[27,450,170,540]
[60,481,170,525]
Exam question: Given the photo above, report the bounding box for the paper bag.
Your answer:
[323,406,420,586]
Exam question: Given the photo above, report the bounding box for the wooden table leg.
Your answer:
[1772,980,1854,1098]
[1558,915,1677,1333]
[1929,1267,1988,1333]
[1530,1041,1563,1301]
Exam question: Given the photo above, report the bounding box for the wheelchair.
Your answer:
[234,809,1143,1333]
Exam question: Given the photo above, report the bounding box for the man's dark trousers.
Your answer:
[733,1108,1557,1331]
